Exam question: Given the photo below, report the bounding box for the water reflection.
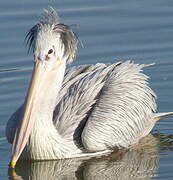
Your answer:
[8,133,164,180]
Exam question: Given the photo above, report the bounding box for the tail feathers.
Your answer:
[153,112,173,119]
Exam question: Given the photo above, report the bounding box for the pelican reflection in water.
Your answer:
[6,7,173,168]
[10,134,164,180]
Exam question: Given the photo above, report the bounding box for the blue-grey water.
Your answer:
[0,0,173,179]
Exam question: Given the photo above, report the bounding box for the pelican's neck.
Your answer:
[38,62,66,113]
[26,61,68,159]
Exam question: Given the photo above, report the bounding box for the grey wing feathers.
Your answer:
[53,62,122,144]
[81,61,158,151]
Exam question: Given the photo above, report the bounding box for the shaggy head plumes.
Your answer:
[25,7,78,64]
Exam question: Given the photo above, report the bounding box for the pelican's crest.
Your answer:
[26,7,78,64]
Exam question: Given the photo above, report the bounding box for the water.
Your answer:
[0,0,173,179]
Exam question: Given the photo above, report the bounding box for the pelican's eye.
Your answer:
[48,49,53,55]
[45,48,54,61]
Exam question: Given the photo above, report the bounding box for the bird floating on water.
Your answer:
[6,7,173,168]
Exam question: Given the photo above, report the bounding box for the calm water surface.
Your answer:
[0,0,173,179]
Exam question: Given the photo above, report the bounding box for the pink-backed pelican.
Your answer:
[6,7,173,168]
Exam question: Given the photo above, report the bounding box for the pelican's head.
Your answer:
[27,7,77,64]
[10,7,78,168]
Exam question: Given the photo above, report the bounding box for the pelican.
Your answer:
[6,7,173,168]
